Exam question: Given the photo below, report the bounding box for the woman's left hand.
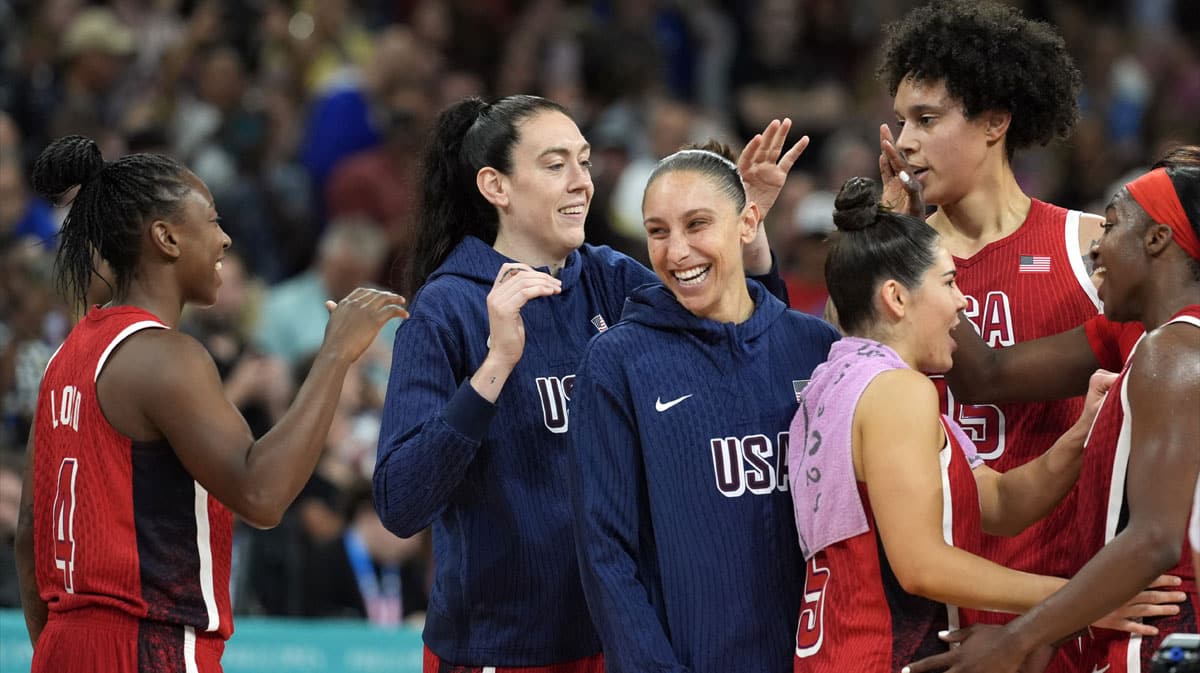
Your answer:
[737,117,809,218]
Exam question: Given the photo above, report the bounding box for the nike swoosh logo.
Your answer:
[1091,666,1110,673]
[655,394,693,412]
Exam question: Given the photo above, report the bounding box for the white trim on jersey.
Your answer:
[1064,210,1103,312]
[1101,313,1198,671]
[94,320,168,381]
[1102,314,1200,542]
[938,440,961,632]
[1190,474,1200,553]
[184,625,199,673]
[1103,365,1135,544]
[194,482,220,632]
[1127,633,1142,673]
[45,343,65,374]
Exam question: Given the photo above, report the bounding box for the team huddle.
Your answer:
[15,1,1200,673]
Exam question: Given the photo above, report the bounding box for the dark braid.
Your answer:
[31,136,193,308]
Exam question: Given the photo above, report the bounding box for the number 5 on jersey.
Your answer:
[53,458,79,593]
[930,376,1007,460]
[796,554,830,657]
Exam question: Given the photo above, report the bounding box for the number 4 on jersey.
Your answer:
[53,458,79,593]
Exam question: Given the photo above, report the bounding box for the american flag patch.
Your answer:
[1018,255,1051,273]
[590,314,609,332]
[793,379,810,402]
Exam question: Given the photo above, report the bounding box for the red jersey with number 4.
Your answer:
[33,306,233,638]
[1074,306,1200,673]
[793,417,982,673]
[940,199,1101,581]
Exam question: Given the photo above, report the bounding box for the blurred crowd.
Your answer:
[1,0,1197,626]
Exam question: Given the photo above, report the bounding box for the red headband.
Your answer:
[1125,168,1200,262]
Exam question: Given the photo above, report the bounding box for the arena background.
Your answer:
[1,1,1197,671]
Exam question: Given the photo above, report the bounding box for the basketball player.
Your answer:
[902,147,1200,406]
[876,3,1110,668]
[372,96,804,672]
[904,165,1200,673]
[788,177,1180,673]
[14,135,406,672]
[569,145,838,673]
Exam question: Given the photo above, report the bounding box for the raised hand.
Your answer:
[322,288,409,362]
[484,263,562,369]
[879,123,926,218]
[466,263,562,403]
[737,117,809,218]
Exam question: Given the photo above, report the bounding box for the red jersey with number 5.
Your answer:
[32,306,233,638]
[793,417,982,673]
[940,199,1101,583]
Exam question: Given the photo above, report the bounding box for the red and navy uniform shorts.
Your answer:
[33,606,225,673]
[423,646,604,673]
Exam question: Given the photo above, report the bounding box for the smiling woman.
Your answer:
[873,7,1112,667]
[373,95,808,672]
[785,177,1179,673]
[567,144,839,673]
[15,135,406,673]
[642,147,760,323]
[904,166,1200,673]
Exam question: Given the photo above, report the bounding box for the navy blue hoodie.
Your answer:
[374,235,789,665]
[569,281,839,673]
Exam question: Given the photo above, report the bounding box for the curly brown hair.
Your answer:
[877,0,1082,158]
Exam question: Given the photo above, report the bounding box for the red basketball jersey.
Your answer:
[33,306,233,640]
[1073,306,1200,673]
[1084,314,1145,372]
[938,199,1101,580]
[793,417,982,673]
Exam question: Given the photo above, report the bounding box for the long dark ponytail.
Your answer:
[407,95,568,292]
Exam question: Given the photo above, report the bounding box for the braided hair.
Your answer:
[31,136,193,309]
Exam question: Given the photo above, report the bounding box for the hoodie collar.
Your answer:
[621,280,786,344]
[429,236,583,289]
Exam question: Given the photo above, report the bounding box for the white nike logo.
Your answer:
[655,394,693,412]
[1091,665,1110,673]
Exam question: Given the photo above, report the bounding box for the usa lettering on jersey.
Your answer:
[963,291,1015,348]
[940,291,1013,460]
[711,432,790,497]
[536,375,575,434]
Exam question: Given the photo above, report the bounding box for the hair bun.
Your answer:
[31,135,104,205]
[832,176,882,232]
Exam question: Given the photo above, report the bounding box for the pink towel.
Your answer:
[791,338,915,559]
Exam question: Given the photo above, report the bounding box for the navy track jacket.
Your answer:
[570,281,839,673]
[374,236,789,665]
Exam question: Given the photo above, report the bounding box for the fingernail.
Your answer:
[899,171,911,183]
[938,630,950,638]
[901,667,911,673]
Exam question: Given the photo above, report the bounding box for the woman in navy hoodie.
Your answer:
[373,96,804,672]
[568,145,840,673]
